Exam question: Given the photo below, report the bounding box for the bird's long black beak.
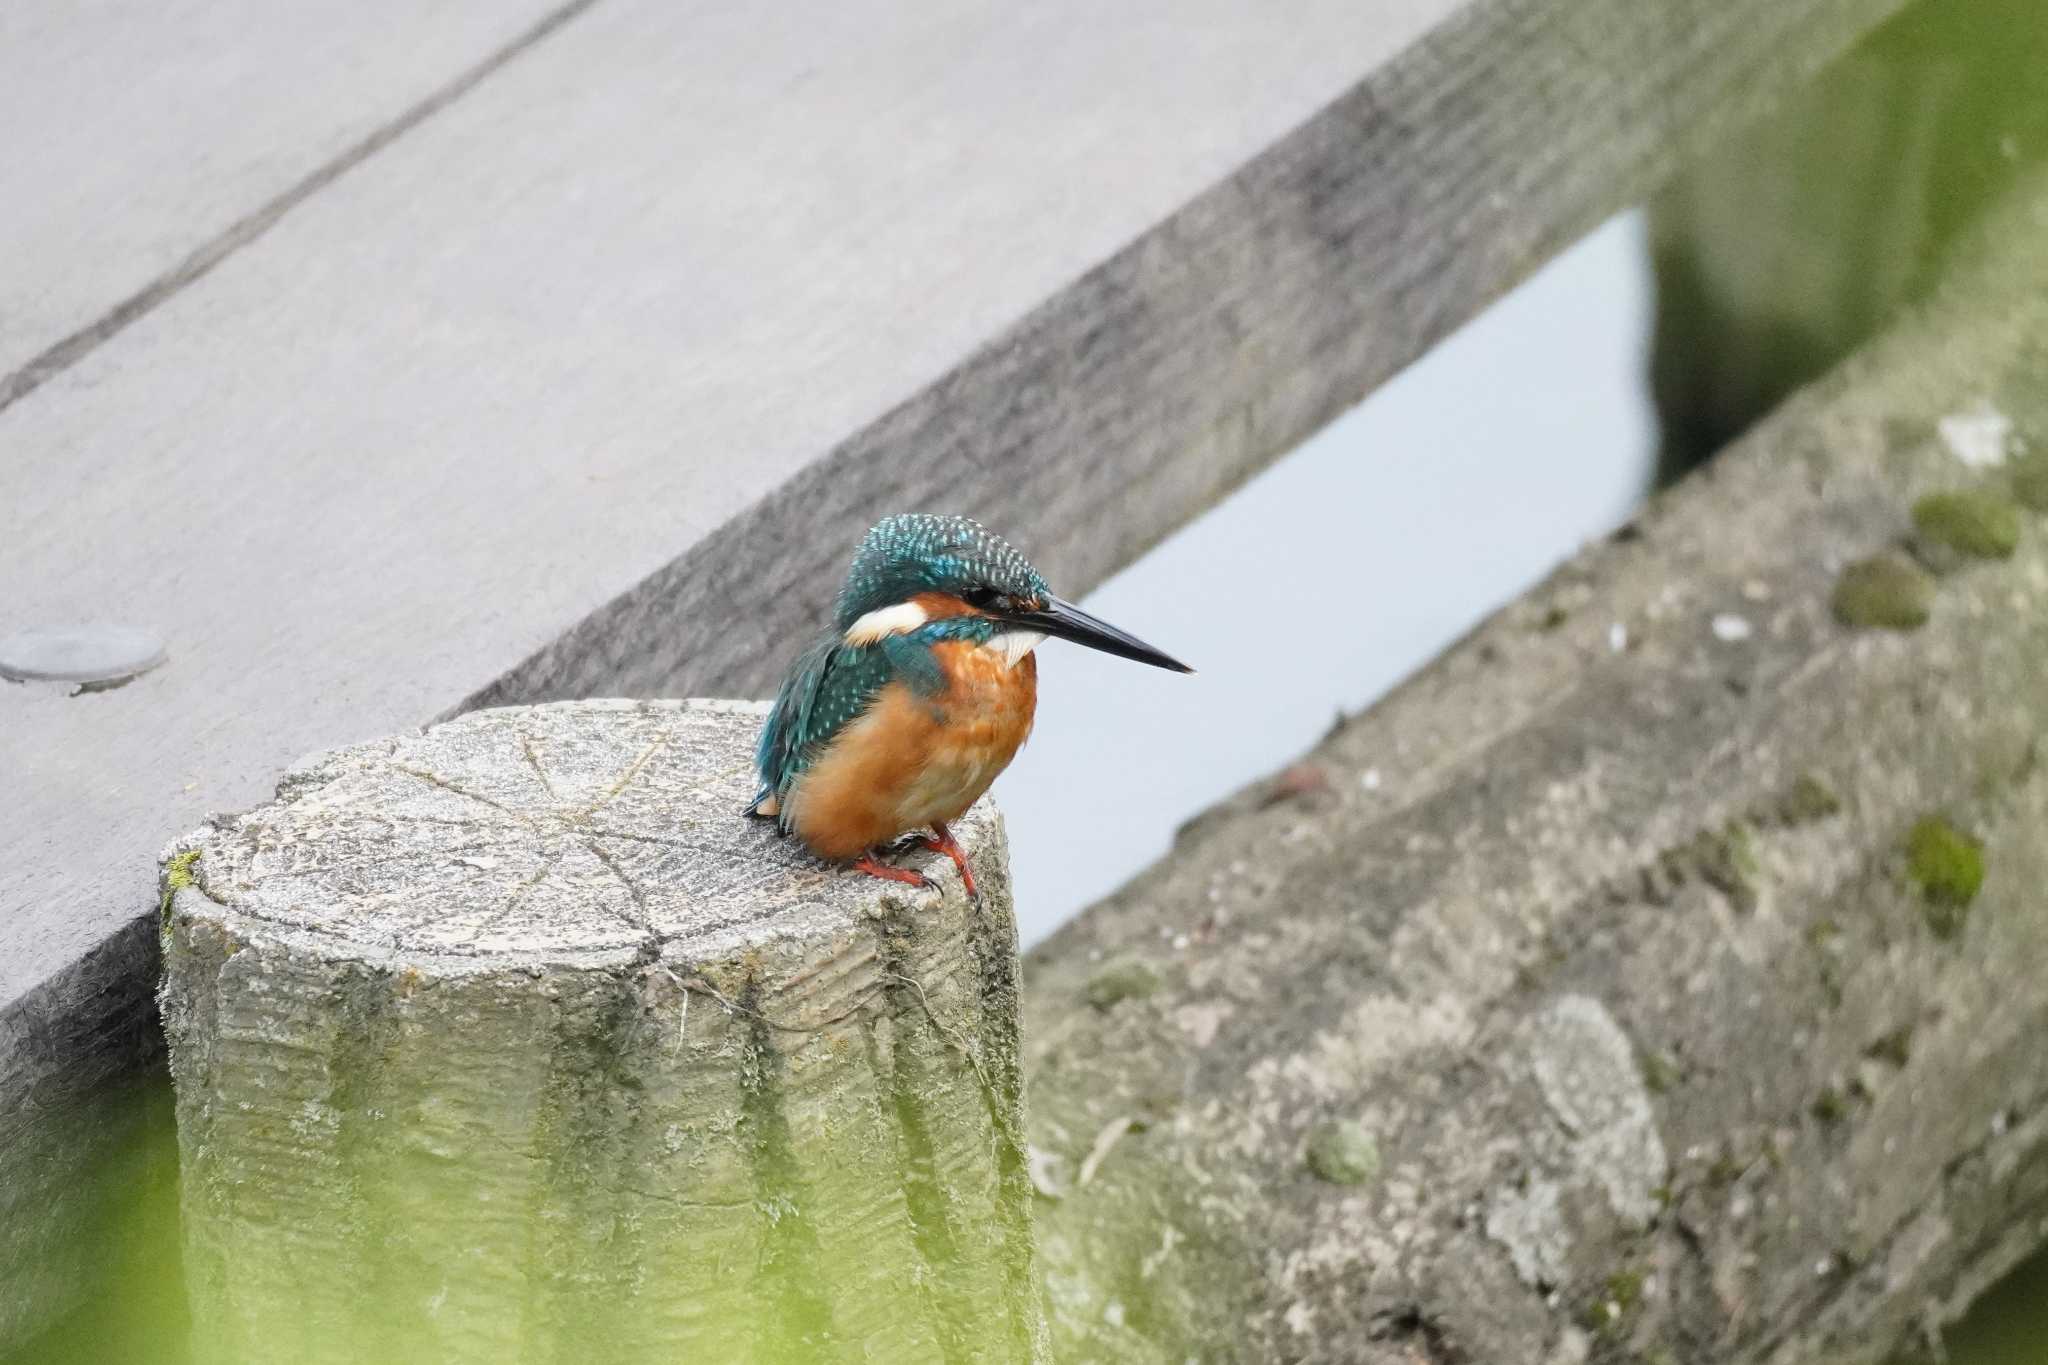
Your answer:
[999,594,1194,673]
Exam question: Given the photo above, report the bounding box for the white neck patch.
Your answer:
[989,630,1045,669]
[844,600,929,646]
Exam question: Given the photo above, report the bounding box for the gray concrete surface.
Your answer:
[0,0,572,386]
[160,699,1041,1364]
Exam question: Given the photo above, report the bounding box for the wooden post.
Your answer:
[157,699,1045,1365]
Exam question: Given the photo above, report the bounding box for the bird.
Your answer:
[746,513,1192,896]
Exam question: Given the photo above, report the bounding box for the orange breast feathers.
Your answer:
[783,641,1038,861]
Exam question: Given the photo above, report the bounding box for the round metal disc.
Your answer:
[0,624,168,684]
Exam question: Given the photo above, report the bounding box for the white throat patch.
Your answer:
[843,600,929,646]
[989,630,1045,669]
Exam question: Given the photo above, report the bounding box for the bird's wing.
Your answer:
[750,633,903,820]
[750,631,956,820]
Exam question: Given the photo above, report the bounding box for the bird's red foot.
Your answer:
[917,822,978,901]
[852,853,930,890]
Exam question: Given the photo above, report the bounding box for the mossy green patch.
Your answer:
[2013,453,2048,513]
[1811,1086,1849,1124]
[1778,773,1843,825]
[1579,1269,1645,1338]
[1637,1047,1680,1095]
[1913,490,2022,559]
[1905,816,1984,938]
[1084,958,1162,1009]
[1831,555,1934,630]
[159,849,201,927]
[1697,821,1762,910]
[1865,1023,1914,1069]
[1304,1119,1380,1186]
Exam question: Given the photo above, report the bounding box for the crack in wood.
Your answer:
[388,763,535,826]
[517,729,562,803]
[580,729,674,819]
[582,837,654,936]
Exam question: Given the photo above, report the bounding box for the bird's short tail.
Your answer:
[742,786,780,819]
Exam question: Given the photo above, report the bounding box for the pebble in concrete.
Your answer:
[0,623,165,686]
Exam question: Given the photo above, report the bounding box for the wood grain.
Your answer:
[159,700,1044,1364]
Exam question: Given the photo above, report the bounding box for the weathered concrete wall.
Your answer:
[1021,174,2048,1362]
[158,700,1042,1364]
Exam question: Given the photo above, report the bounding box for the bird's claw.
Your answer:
[852,853,932,891]
[856,825,979,902]
[919,823,979,903]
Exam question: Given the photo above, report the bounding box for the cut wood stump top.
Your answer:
[166,697,997,972]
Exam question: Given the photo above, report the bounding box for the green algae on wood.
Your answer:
[1904,816,1985,938]
[1912,490,2022,559]
[1304,1119,1380,1186]
[1831,555,1935,630]
[157,701,1049,1365]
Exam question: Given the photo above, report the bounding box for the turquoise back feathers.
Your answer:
[752,515,1045,817]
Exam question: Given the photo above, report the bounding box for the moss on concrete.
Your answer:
[2013,453,2048,512]
[1831,555,1934,630]
[158,849,201,927]
[1864,1023,1914,1068]
[1778,773,1843,825]
[1697,821,1762,910]
[1637,1047,1681,1095]
[1304,1119,1380,1186]
[1084,959,1162,1009]
[1811,1085,1849,1124]
[1579,1268,1645,1338]
[1904,816,1984,938]
[1912,490,2022,559]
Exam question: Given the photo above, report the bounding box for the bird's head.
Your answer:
[834,514,1192,672]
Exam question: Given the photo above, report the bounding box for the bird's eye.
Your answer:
[963,587,1002,610]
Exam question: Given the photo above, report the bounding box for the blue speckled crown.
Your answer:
[833,514,1049,627]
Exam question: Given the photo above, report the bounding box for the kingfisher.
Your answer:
[747,513,1192,895]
